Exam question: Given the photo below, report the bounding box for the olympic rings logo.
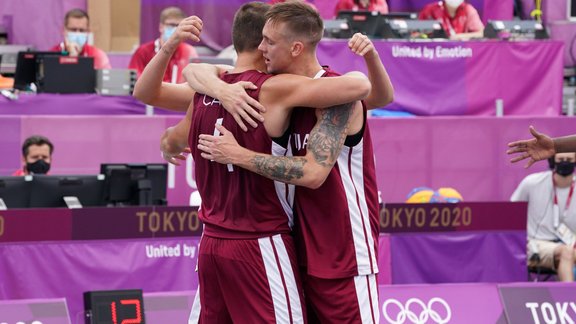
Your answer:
[382,297,452,324]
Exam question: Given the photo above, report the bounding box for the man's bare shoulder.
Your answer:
[261,73,310,93]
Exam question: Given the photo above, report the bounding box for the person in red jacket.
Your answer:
[334,0,389,17]
[418,0,484,40]
[50,9,111,69]
[129,7,198,83]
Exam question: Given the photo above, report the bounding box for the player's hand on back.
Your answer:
[198,124,241,164]
[218,81,266,132]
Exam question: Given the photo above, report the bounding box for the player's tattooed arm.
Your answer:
[247,102,352,184]
[198,102,354,188]
[307,102,353,168]
[251,156,308,181]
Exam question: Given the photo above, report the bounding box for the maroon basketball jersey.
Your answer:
[189,70,294,239]
[290,67,380,279]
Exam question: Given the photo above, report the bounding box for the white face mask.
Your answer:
[162,26,176,42]
[445,0,464,8]
[66,31,88,48]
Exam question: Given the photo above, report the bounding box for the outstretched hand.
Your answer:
[219,81,266,131]
[198,124,242,164]
[507,126,555,168]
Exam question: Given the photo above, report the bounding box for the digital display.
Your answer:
[84,290,145,324]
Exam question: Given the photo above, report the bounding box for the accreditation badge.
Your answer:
[555,222,576,247]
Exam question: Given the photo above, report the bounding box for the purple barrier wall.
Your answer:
[7,283,575,324]
[381,202,527,233]
[369,117,576,204]
[2,116,576,206]
[390,231,527,284]
[318,39,564,116]
[0,203,527,319]
[4,283,576,324]
[144,291,196,323]
[1,40,563,117]
[379,283,507,324]
[379,282,576,323]
[0,237,200,322]
[0,93,146,115]
[0,298,71,324]
[382,202,527,284]
[378,234,392,285]
[548,21,576,67]
[499,282,576,323]
[111,39,563,117]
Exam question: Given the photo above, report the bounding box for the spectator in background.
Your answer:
[13,135,54,176]
[418,0,484,40]
[511,152,576,282]
[334,0,389,17]
[129,7,198,83]
[51,9,111,69]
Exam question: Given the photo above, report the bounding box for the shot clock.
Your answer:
[83,290,145,324]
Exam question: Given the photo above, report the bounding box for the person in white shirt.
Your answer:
[511,152,576,281]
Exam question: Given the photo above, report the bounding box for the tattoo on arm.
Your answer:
[251,155,308,182]
[307,103,353,167]
[246,102,353,183]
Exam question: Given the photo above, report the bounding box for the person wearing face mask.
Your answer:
[418,0,484,40]
[50,9,111,69]
[334,0,389,16]
[129,7,198,83]
[511,152,576,282]
[13,135,54,176]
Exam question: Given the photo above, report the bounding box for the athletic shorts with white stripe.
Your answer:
[197,234,306,324]
[304,273,379,324]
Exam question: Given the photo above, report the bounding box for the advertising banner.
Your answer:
[380,202,527,233]
[71,206,201,240]
[390,231,526,284]
[499,283,576,324]
[0,237,200,322]
[0,208,72,242]
[0,298,71,324]
[144,290,197,323]
[318,40,563,116]
[379,283,507,324]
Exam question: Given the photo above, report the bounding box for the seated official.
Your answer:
[418,0,484,40]
[13,135,54,176]
[334,0,389,17]
[511,152,576,282]
[129,7,198,83]
[50,9,111,69]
